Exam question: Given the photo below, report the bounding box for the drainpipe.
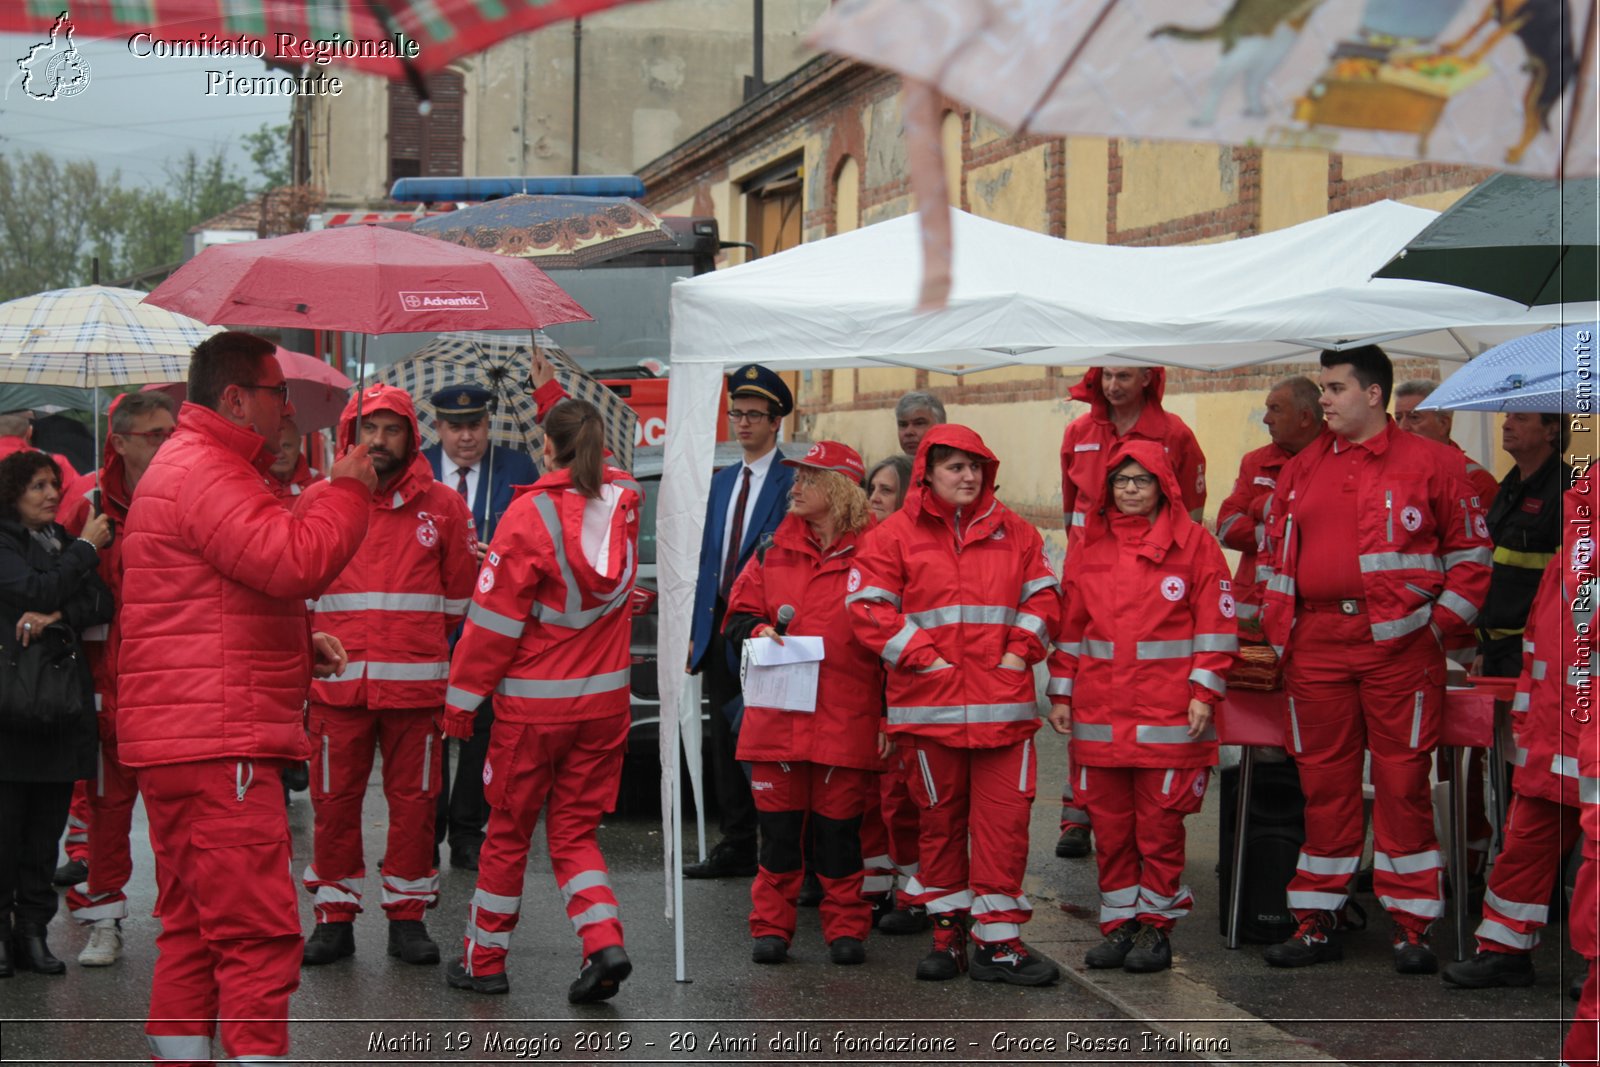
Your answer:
[571,17,583,176]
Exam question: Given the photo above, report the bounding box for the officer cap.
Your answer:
[727,363,793,418]
[429,384,493,422]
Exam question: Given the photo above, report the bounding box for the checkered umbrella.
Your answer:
[0,286,218,388]
[379,332,637,472]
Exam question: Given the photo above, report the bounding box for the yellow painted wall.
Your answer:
[1116,141,1238,230]
[1260,149,1328,232]
[1064,137,1109,244]
[965,145,1051,232]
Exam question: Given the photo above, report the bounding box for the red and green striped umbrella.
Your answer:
[4,0,648,80]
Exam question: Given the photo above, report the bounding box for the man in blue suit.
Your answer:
[685,364,796,879]
[423,385,539,871]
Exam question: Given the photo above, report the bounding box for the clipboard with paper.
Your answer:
[740,636,825,713]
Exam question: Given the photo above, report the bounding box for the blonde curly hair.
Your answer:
[793,466,871,534]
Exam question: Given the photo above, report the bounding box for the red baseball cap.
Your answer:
[782,440,865,481]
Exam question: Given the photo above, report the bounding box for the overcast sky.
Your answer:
[0,29,284,187]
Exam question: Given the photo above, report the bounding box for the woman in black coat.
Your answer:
[0,450,112,976]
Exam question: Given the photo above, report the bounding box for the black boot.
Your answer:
[683,839,757,879]
[12,927,65,975]
[569,945,631,1004]
[387,920,440,965]
[301,922,355,966]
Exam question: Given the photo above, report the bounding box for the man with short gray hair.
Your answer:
[1394,380,1499,505]
[1215,376,1326,628]
[896,391,946,456]
[0,408,78,484]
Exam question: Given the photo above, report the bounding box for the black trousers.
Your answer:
[435,697,494,851]
[0,779,73,933]
[705,607,757,846]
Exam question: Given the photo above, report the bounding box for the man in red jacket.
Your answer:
[1056,366,1207,860]
[1394,380,1500,507]
[1260,345,1490,976]
[0,408,79,485]
[117,332,376,1066]
[56,391,177,967]
[267,415,321,501]
[299,384,477,969]
[1215,376,1326,630]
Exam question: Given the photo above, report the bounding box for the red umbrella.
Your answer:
[145,224,590,334]
[144,346,353,432]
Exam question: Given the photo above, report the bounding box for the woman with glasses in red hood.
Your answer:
[847,424,1061,986]
[1047,441,1237,973]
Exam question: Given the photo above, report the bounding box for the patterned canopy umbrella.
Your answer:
[410,195,675,268]
[0,286,219,388]
[379,332,637,471]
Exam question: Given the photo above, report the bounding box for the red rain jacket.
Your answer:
[58,395,142,737]
[1260,418,1492,657]
[444,463,641,730]
[1059,367,1206,541]
[1048,440,1237,769]
[1214,432,1328,630]
[1511,488,1592,808]
[847,424,1060,749]
[304,384,477,710]
[116,402,370,768]
[726,512,885,771]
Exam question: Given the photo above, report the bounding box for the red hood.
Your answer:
[1068,366,1169,421]
[337,383,434,508]
[905,423,1000,527]
[1088,438,1199,558]
[96,393,135,522]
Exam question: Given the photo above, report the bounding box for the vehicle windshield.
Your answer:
[540,263,692,372]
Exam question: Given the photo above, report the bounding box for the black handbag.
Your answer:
[0,621,92,735]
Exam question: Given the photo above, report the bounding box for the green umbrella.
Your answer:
[1373,175,1597,307]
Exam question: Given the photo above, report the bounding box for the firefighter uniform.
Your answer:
[1262,419,1490,938]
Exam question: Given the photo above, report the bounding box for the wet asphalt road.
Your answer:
[0,738,1583,1066]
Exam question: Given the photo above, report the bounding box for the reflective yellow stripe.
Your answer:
[1492,545,1557,571]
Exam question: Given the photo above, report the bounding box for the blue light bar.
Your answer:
[390,175,647,203]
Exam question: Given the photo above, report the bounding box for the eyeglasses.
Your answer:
[117,428,175,443]
[240,382,290,403]
[1110,474,1156,490]
[727,409,774,423]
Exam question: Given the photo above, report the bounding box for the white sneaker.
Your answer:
[78,919,122,967]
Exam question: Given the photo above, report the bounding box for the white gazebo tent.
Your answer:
[653,202,1593,978]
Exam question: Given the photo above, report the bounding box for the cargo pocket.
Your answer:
[191,810,300,941]
[1156,767,1210,815]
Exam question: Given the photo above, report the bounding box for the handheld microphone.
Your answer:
[775,605,796,636]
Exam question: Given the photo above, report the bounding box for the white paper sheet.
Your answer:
[740,636,825,713]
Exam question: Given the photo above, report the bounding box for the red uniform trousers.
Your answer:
[749,760,872,944]
[1475,792,1580,953]
[460,712,627,980]
[303,704,441,923]
[1078,764,1208,934]
[901,737,1036,944]
[66,736,139,922]
[1564,853,1600,1066]
[858,753,922,898]
[138,759,301,1066]
[64,781,90,862]
[1283,610,1445,933]
[1059,748,1093,832]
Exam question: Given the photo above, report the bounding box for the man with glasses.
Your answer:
[685,363,795,879]
[116,331,376,1065]
[51,391,177,967]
